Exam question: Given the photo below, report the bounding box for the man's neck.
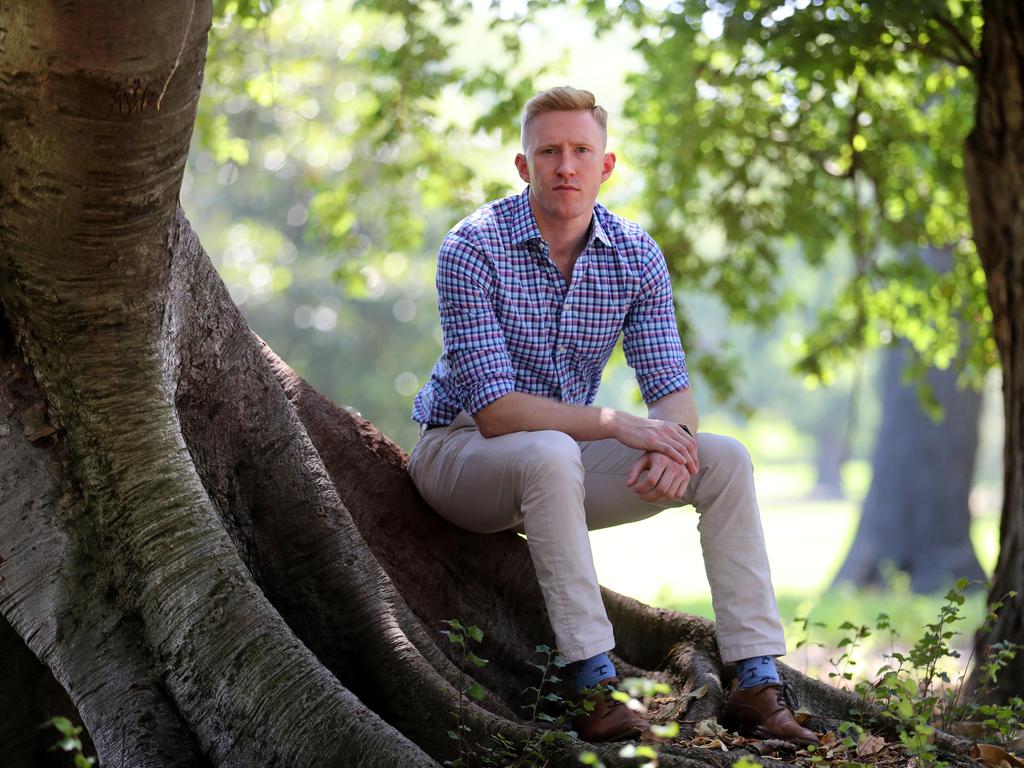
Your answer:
[529,200,594,265]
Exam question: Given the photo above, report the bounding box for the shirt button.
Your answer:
[557,345,567,353]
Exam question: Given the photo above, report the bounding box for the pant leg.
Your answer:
[579,433,787,662]
[408,413,615,662]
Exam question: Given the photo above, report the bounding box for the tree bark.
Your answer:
[832,339,985,593]
[809,419,846,500]
[964,0,1024,701]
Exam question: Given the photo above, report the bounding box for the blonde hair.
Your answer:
[520,86,608,149]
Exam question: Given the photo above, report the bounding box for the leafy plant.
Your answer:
[493,643,579,768]
[44,716,95,768]
[442,625,586,768]
[828,620,873,686]
[441,618,488,768]
[819,579,1024,768]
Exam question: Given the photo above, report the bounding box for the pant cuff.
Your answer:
[718,642,788,664]
[560,637,616,665]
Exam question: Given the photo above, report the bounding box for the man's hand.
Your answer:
[626,451,692,503]
[613,413,699,474]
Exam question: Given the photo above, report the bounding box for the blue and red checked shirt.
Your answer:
[412,187,688,426]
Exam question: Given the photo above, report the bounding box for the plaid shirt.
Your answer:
[412,187,688,426]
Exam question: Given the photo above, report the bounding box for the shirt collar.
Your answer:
[588,211,613,249]
[510,187,542,245]
[510,186,615,251]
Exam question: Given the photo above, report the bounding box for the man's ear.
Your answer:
[600,151,616,183]
[515,153,531,183]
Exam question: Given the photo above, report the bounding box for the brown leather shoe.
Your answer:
[573,678,649,742]
[723,682,820,746]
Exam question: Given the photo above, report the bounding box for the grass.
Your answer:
[588,458,1001,676]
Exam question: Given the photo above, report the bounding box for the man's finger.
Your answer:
[635,460,668,494]
[669,473,689,500]
[658,443,687,465]
[685,448,699,475]
[626,455,647,487]
[634,466,663,494]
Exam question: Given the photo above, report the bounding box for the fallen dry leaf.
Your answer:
[857,735,886,757]
[972,743,1024,768]
[686,684,708,700]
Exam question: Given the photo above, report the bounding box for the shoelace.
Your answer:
[778,681,799,711]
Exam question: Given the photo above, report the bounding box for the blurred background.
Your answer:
[182,0,1001,675]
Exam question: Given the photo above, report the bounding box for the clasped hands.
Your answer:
[616,416,699,503]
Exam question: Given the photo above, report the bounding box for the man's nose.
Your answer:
[556,150,576,175]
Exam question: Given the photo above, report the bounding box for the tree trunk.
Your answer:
[0,2,863,766]
[809,419,846,500]
[832,340,985,593]
[964,0,1024,701]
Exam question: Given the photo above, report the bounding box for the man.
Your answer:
[408,86,817,746]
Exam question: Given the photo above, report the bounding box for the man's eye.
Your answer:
[576,147,590,154]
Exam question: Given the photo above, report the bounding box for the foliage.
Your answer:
[574,0,996,397]
[441,618,489,768]
[44,716,95,768]
[794,579,1023,767]
[186,0,540,447]
[441,623,585,767]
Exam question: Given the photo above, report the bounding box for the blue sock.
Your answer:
[735,656,780,689]
[573,652,616,691]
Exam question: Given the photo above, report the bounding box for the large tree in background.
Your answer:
[0,3,858,766]
[834,338,985,592]
[834,248,985,592]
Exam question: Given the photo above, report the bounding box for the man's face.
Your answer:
[515,110,616,228]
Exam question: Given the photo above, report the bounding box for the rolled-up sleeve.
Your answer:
[622,239,689,403]
[436,232,517,414]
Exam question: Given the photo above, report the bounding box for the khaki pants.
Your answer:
[408,411,786,663]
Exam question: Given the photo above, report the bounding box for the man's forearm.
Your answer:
[476,390,699,470]
[474,392,619,440]
[646,388,699,432]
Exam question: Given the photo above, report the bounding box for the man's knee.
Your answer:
[696,436,753,489]
[699,433,754,476]
[514,429,584,482]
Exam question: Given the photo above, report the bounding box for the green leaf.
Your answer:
[897,698,914,719]
[467,683,486,701]
[47,717,78,738]
[650,721,680,738]
[467,625,484,643]
[466,652,489,668]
